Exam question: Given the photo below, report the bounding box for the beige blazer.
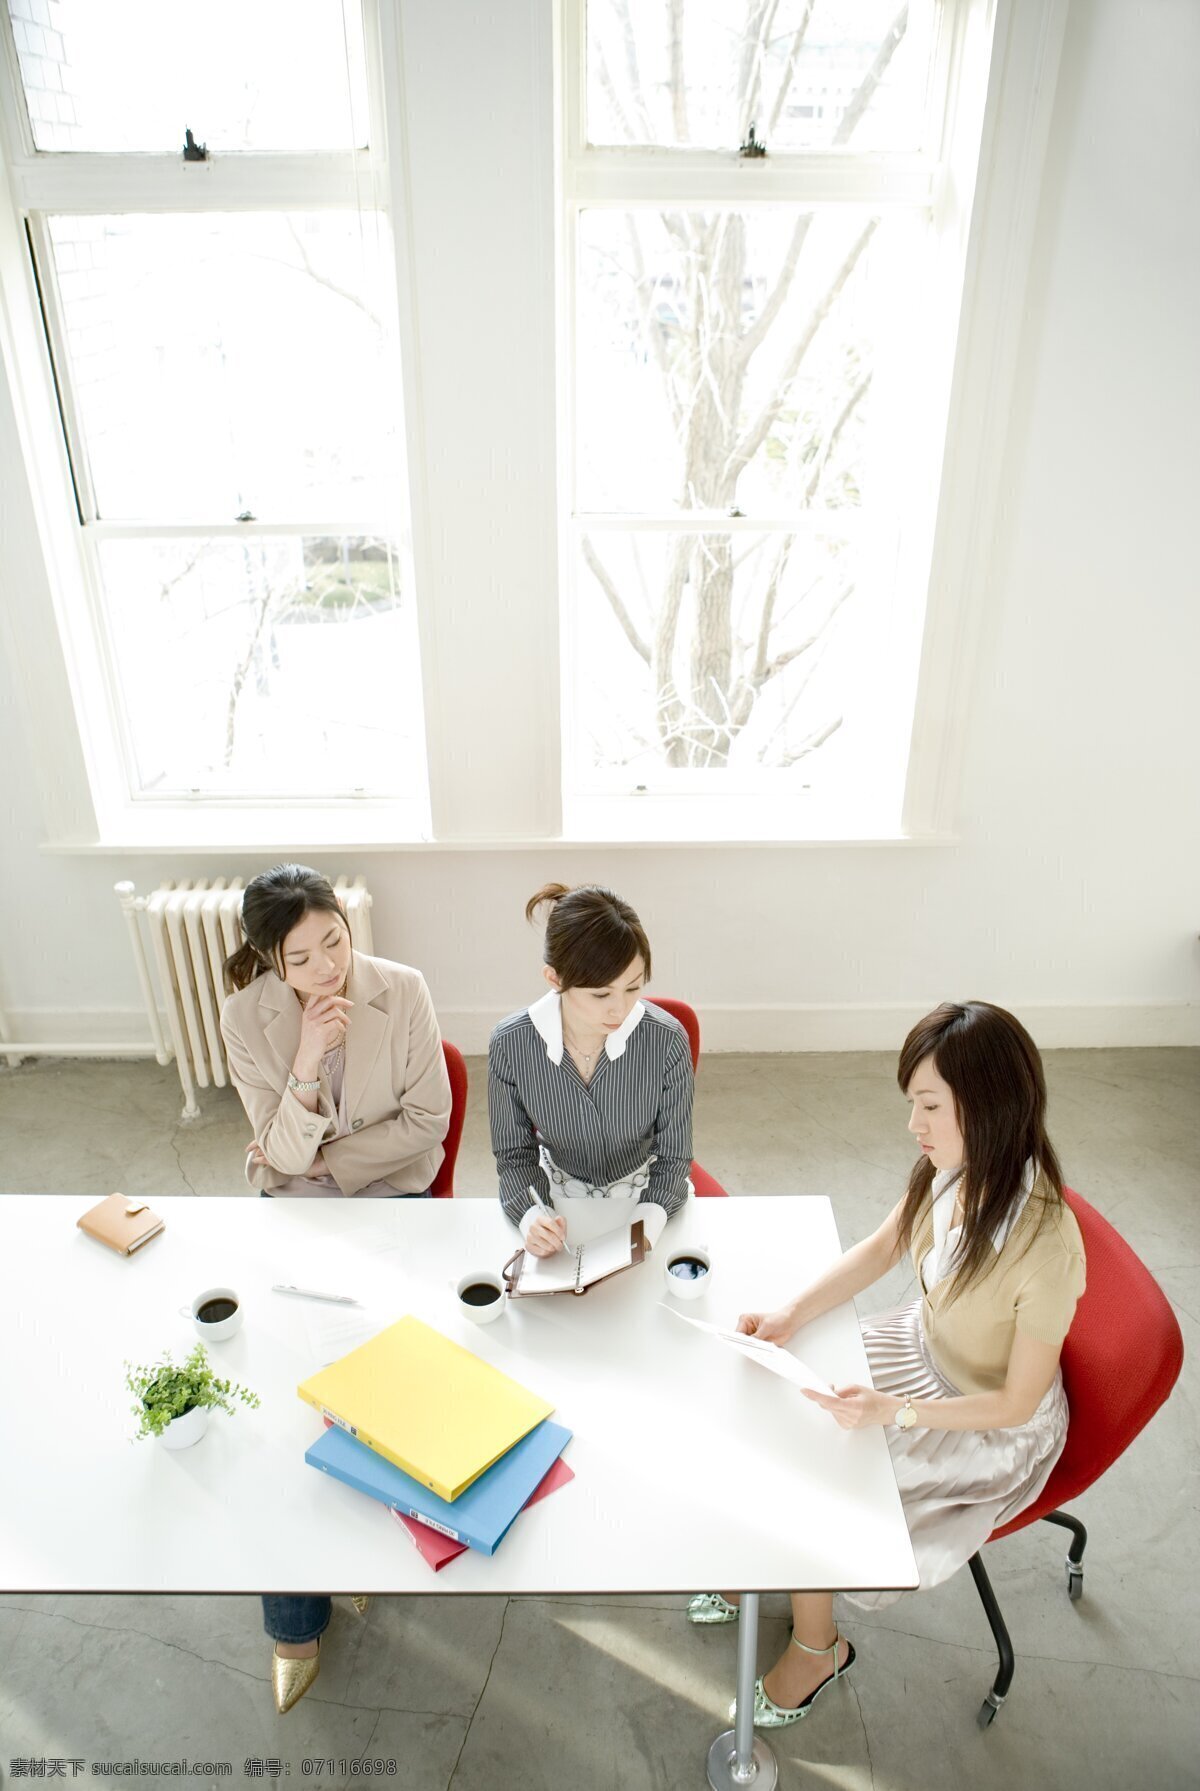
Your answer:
[220,951,452,1196]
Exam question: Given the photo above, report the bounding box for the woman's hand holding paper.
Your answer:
[802,1384,891,1429]
[736,1305,799,1345]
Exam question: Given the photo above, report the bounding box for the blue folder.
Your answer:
[305,1416,572,1556]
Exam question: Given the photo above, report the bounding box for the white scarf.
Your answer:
[926,1160,1036,1288]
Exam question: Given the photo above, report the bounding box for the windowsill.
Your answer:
[41,828,956,855]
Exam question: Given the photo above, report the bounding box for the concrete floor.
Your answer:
[0,1048,1196,1790]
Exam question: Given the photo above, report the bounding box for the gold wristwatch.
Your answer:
[895,1395,918,1430]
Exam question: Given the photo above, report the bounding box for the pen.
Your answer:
[527,1184,566,1233]
[272,1283,361,1306]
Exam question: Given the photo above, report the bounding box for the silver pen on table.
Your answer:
[272,1283,361,1306]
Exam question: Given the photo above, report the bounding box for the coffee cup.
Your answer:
[455,1270,507,1325]
[179,1286,243,1342]
[663,1246,712,1301]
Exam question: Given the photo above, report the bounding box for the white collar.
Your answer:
[930,1160,1036,1266]
[527,989,646,1065]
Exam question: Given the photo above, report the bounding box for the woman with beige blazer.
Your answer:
[219,862,452,1714]
[220,864,451,1198]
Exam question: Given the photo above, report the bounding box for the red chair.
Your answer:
[430,1041,468,1198]
[967,1187,1184,1727]
[646,997,728,1197]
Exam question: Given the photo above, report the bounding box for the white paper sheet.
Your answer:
[299,1301,386,1365]
[659,1305,835,1396]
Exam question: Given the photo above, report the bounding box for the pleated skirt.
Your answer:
[844,1299,1069,1611]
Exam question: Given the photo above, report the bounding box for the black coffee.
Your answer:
[460,1282,501,1307]
[197,1297,238,1324]
[667,1256,709,1281]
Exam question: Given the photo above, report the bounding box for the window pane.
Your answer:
[570,528,864,779]
[6,0,368,153]
[585,0,937,153]
[47,213,399,522]
[96,535,426,798]
[577,208,908,516]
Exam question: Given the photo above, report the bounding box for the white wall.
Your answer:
[0,0,1197,1055]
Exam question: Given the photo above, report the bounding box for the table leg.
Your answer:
[705,1592,778,1790]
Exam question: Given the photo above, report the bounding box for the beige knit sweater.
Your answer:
[909,1179,1086,1395]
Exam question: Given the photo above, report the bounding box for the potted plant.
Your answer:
[125,1343,260,1450]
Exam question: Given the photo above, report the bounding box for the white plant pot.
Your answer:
[156,1404,209,1450]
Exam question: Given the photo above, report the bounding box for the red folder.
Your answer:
[391,1456,575,1571]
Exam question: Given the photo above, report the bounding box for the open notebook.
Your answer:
[503,1219,646,1297]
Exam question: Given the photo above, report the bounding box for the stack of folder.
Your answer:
[298,1315,573,1563]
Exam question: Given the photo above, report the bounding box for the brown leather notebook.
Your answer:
[503,1219,646,1298]
[76,1192,166,1256]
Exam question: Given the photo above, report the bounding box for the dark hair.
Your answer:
[524,882,652,991]
[895,1000,1064,1301]
[222,864,350,994]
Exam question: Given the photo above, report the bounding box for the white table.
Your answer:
[0,1194,917,1786]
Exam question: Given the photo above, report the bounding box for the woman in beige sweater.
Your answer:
[690,1000,1086,1729]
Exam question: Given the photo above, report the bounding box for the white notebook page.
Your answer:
[519,1225,636,1294]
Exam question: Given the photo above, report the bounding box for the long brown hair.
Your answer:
[525,883,652,990]
[222,864,350,994]
[896,1001,1064,1300]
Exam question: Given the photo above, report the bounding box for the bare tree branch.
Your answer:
[756,638,825,756]
[625,217,683,434]
[667,0,688,143]
[736,0,780,142]
[831,5,909,148]
[735,213,814,368]
[777,714,842,766]
[613,0,655,138]
[224,565,280,768]
[280,218,382,330]
[727,219,877,475]
[765,0,816,137]
[802,371,872,505]
[762,581,855,682]
[751,532,794,679]
[735,5,905,370]
[581,535,651,665]
[591,40,639,146]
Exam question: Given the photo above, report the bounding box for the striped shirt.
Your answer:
[488,995,694,1230]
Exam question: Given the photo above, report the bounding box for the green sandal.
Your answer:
[729,1629,855,1728]
[686,1592,741,1625]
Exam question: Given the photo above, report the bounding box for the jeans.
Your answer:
[261,1594,332,1644]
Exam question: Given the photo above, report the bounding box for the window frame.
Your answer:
[555,0,1064,843]
[0,0,433,841]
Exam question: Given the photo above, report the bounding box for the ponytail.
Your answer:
[524,882,572,925]
[222,938,266,995]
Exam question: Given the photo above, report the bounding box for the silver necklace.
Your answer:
[563,1029,600,1069]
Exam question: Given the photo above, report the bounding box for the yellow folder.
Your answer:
[297,1315,554,1502]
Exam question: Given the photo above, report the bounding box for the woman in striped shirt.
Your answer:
[488,883,694,1258]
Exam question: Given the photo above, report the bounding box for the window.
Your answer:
[560,0,969,838]
[1,1,427,831]
[0,1,1058,849]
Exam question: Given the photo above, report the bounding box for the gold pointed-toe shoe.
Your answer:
[350,1595,372,1616]
[271,1641,321,1715]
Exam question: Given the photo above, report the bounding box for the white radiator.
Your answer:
[114,877,374,1120]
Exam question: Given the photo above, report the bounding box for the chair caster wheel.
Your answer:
[1066,1566,1084,1602]
[977,1696,1002,1730]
